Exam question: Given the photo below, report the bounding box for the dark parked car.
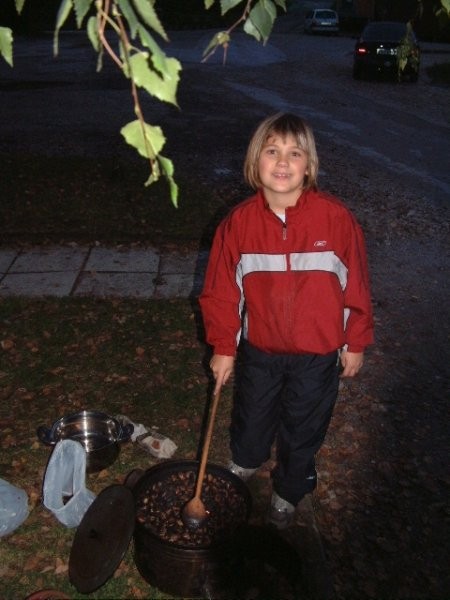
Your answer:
[353,21,420,82]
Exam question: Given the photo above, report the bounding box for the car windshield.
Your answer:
[362,23,407,42]
[316,10,336,19]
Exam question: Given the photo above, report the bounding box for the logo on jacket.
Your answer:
[314,240,327,247]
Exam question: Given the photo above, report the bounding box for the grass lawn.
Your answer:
[0,153,235,249]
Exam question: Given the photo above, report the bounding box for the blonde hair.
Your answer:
[243,113,319,191]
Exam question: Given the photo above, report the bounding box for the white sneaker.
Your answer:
[267,491,296,530]
[227,461,258,481]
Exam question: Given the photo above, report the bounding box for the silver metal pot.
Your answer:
[37,410,133,473]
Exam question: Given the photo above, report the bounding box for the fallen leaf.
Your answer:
[97,468,110,479]
[176,418,190,430]
[1,434,15,449]
[40,565,54,573]
[55,558,69,575]
[1,339,15,350]
[49,366,65,375]
[24,555,42,571]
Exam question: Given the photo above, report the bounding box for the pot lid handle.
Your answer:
[69,484,135,594]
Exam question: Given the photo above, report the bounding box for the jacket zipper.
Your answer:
[282,221,291,271]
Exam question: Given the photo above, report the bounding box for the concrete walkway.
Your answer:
[0,245,208,299]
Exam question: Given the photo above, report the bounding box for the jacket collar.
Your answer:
[257,188,315,217]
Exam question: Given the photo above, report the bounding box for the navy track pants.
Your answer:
[230,341,339,506]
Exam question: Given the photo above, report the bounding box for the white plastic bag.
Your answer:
[137,431,178,458]
[0,478,29,537]
[43,439,96,528]
[115,414,177,458]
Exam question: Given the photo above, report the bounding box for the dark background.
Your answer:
[0,0,449,41]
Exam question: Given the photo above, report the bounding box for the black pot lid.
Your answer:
[69,484,135,594]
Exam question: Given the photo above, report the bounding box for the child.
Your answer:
[199,113,374,529]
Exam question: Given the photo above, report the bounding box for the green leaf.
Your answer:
[203,30,230,57]
[204,0,215,9]
[246,0,276,42]
[243,16,261,41]
[14,0,26,14]
[0,27,13,67]
[145,161,161,185]
[117,0,139,39]
[120,120,166,159]
[54,0,73,57]
[159,153,174,177]
[129,51,180,106]
[122,123,179,205]
[131,0,168,41]
[220,0,242,15]
[273,0,286,10]
[157,155,178,207]
[137,24,169,73]
[398,57,407,72]
[441,0,450,16]
[73,0,92,28]
[86,15,100,52]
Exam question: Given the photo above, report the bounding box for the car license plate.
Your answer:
[377,48,395,56]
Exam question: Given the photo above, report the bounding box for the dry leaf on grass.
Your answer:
[55,557,69,575]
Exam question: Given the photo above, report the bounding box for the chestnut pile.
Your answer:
[136,469,248,547]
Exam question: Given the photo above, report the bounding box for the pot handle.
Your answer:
[36,425,56,446]
[117,422,134,443]
[123,468,144,490]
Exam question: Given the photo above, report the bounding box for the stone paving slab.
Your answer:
[85,247,160,272]
[74,272,158,298]
[160,251,203,274]
[154,273,200,299]
[12,247,88,272]
[0,272,79,297]
[0,250,18,273]
[160,254,194,274]
[0,246,205,298]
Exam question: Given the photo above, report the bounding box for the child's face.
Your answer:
[258,132,308,210]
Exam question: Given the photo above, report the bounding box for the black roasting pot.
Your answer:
[132,460,252,598]
[68,460,252,598]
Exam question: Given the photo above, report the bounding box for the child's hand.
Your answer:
[209,354,235,394]
[340,350,364,378]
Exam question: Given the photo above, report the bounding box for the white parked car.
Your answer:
[304,9,339,35]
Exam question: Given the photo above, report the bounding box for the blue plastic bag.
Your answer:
[0,478,29,537]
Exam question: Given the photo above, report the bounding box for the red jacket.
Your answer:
[199,189,374,356]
